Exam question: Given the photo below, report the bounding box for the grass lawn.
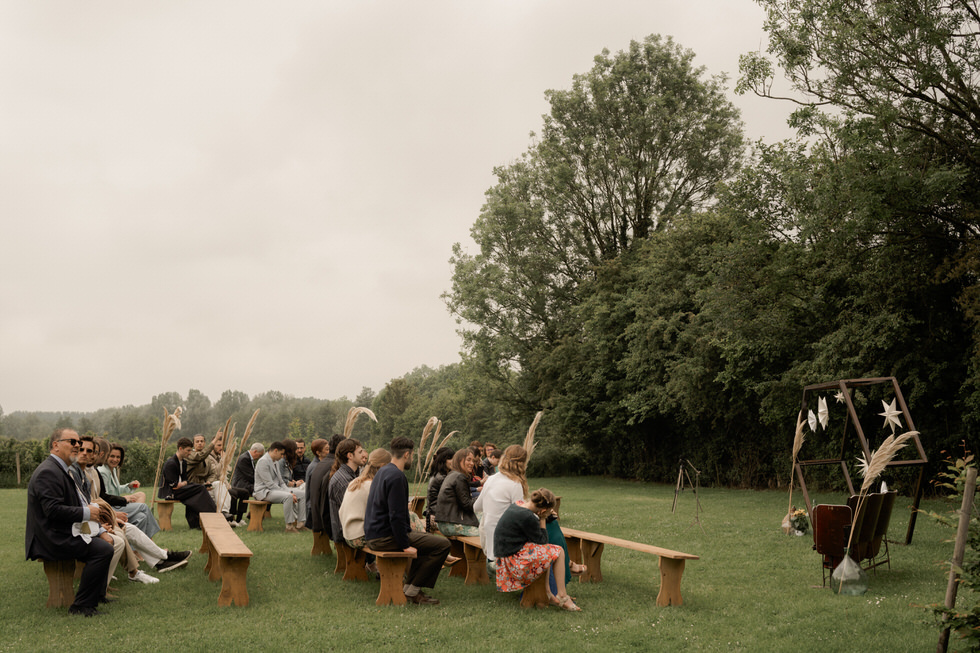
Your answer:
[0,477,966,652]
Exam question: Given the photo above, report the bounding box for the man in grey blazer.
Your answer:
[253,441,307,532]
[26,428,115,616]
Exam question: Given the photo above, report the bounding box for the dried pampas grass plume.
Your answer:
[343,406,377,439]
[152,406,183,515]
[846,430,918,551]
[786,410,806,525]
[233,409,260,464]
[523,411,543,464]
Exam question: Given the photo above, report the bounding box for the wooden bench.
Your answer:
[561,527,699,606]
[448,535,490,585]
[244,500,271,532]
[200,512,253,607]
[41,559,84,608]
[311,531,334,556]
[155,499,177,531]
[363,547,418,606]
[335,540,368,581]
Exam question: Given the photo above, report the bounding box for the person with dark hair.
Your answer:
[327,439,366,544]
[26,428,115,617]
[158,437,217,529]
[364,437,450,605]
[277,438,304,488]
[309,437,338,536]
[254,441,307,533]
[425,446,454,531]
[304,438,328,528]
[482,448,502,477]
[493,487,580,611]
[292,439,310,483]
[98,443,145,504]
[435,448,480,537]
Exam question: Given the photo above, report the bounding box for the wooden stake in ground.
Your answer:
[937,466,978,653]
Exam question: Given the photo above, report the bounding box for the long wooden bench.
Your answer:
[155,499,177,531]
[41,559,83,608]
[335,540,368,581]
[561,527,698,606]
[363,547,418,606]
[448,535,490,585]
[244,500,271,532]
[200,512,253,607]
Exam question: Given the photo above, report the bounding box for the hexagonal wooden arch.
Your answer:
[793,376,928,544]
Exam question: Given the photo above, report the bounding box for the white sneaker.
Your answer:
[129,570,160,584]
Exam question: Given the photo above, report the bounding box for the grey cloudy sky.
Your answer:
[0,0,793,413]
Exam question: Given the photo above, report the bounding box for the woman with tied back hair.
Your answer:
[98,443,146,504]
[434,448,481,537]
[425,447,454,532]
[492,488,581,611]
[339,448,392,549]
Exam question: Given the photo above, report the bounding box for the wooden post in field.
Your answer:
[16,452,21,486]
[937,466,977,653]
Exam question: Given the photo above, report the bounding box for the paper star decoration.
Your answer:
[834,390,845,404]
[818,396,829,429]
[879,398,903,433]
[808,409,818,432]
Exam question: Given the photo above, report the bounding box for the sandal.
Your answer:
[570,562,587,576]
[557,594,581,612]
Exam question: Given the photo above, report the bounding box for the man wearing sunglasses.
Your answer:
[26,428,115,617]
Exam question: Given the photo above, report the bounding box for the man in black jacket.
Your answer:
[228,443,264,526]
[158,437,216,529]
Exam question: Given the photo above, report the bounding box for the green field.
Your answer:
[1,478,966,652]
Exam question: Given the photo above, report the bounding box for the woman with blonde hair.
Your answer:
[475,444,528,562]
[339,448,392,549]
[493,488,580,611]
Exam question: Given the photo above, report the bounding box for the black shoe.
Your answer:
[167,549,192,563]
[99,597,117,604]
[68,606,102,617]
[155,558,189,573]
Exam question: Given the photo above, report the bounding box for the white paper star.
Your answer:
[879,398,903,433]
[818,396,829,429]
[808,409,818,432]
[834,390,845,404]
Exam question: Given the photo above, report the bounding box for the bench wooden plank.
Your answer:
[335,541,368,581]
[244,500,270,532]
[42,559,76,608]
[200,513,253,607]
[364,547,418,606]
[561,526,698,607]
[155,499,177,531]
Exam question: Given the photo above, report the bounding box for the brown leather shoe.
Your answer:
[406,591,440,605]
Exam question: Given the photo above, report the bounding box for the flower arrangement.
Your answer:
[789,507,809,535]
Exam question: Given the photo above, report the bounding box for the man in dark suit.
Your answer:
[26,428,115,617]
[158,437,216,529]
[228,443,263,526]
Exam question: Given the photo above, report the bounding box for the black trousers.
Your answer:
[72,536,114,610]
[228,486,250,521]
[366,532,450,590]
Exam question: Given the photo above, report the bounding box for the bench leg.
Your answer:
[573,539,603,583]
[375,558,410,606]
[157,502,174,531]
[200,526,210,554]
[342,546,369,582]
[218,557,250,607]
[657,557,686,607]
[461,541,489,585]
[311,531,334,556]
[43,560,75,608]
[205,539,222,582]
[448,539,466,579]
[520,571,550,609]
[247,503,266,532]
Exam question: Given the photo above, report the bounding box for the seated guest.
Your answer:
[98,443,145,504]
[187,433,232,519]
[340,448,391,550]
[304,438,328,528]
[158,437,217,529]
[435,448,481,537]
[254,441,307,533]
[92,496,192,581]
[493,487,580,611]
[482,448,502,477]
[425,447,453,531]
[310,434,344,537]
[276,438,305,490]
[86,438,160,538]
[230,442,263,526]
[185,433,217,484]
[327,439,367,544]
[26,428,114,617]
[292,438,310,483]
[365,436,450,605]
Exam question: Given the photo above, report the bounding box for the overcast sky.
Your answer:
[0,0,795,413]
